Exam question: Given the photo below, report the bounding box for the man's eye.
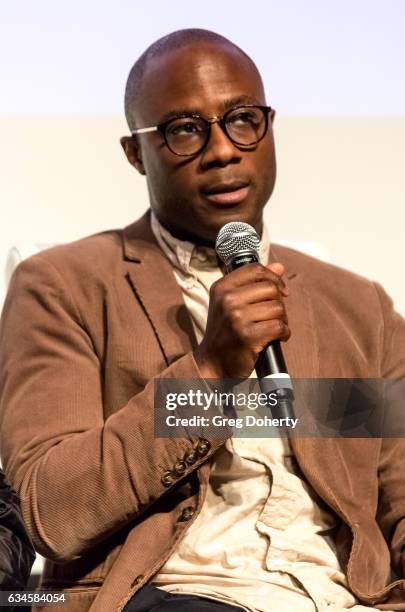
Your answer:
[229,111,256,124]
[169,121,203,136]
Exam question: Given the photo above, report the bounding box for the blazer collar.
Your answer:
[122,210,158,262]
[123,211,298,276]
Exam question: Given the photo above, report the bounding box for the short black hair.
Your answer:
[124,28,256,131]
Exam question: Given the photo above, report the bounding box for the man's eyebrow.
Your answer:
[157,108,201,124]
[156,95,262,125]
[219,95,262,112]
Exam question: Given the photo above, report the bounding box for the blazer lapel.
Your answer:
[122,212,198,366]
[269,244,320,380]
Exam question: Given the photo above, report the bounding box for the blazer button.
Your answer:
[131,574,144,587]
[178,506,195,522]
[196,438,211,456]
[161,470,174,487]
[184,449,198,465]
[173,460,187,476]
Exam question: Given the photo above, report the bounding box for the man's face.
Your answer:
[122,42,276,246]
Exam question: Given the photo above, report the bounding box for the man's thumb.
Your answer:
[267,262,285,276]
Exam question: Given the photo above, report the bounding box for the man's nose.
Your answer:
[200,121,241,167]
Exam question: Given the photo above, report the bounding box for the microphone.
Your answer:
[215,221,295,423]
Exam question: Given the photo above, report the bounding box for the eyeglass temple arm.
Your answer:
[132,126,158,135]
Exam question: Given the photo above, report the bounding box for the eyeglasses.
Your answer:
[131,105,273,157]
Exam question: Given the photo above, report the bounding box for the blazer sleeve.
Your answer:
[373,282,405,578]
[0,255,228,562]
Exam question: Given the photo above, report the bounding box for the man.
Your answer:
[0,28,404,612]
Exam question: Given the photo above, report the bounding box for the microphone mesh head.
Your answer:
[215,222,260,266]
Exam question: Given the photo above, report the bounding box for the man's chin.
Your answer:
[187,213,263,247]
[156,203,263,246]
[203,208,263,238]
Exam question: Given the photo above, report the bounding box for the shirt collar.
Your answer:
[150,210,270,275]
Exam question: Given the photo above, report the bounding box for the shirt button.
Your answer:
[161,470,174,487]
[196,250,207,262]
[184,449,198,465]
[196,438,211,456]
[178,506,196,522]
[173,460,187,476]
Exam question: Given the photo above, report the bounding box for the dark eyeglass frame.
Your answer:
[131,104,274,157]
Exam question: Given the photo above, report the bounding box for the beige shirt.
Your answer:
[150,212,384,612]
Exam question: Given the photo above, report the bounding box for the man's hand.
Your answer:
[194,262,290,379]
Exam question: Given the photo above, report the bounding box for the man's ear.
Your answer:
[120,136,146,175]
[270,108,276,123]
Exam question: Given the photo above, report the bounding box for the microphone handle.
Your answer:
[256,346,295,422]
[228,253,295,423]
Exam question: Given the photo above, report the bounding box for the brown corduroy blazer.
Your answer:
[0,211,404,611]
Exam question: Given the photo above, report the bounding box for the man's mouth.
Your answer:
[201,180,250,205]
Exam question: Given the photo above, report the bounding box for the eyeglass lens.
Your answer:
[165,106,267,155]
